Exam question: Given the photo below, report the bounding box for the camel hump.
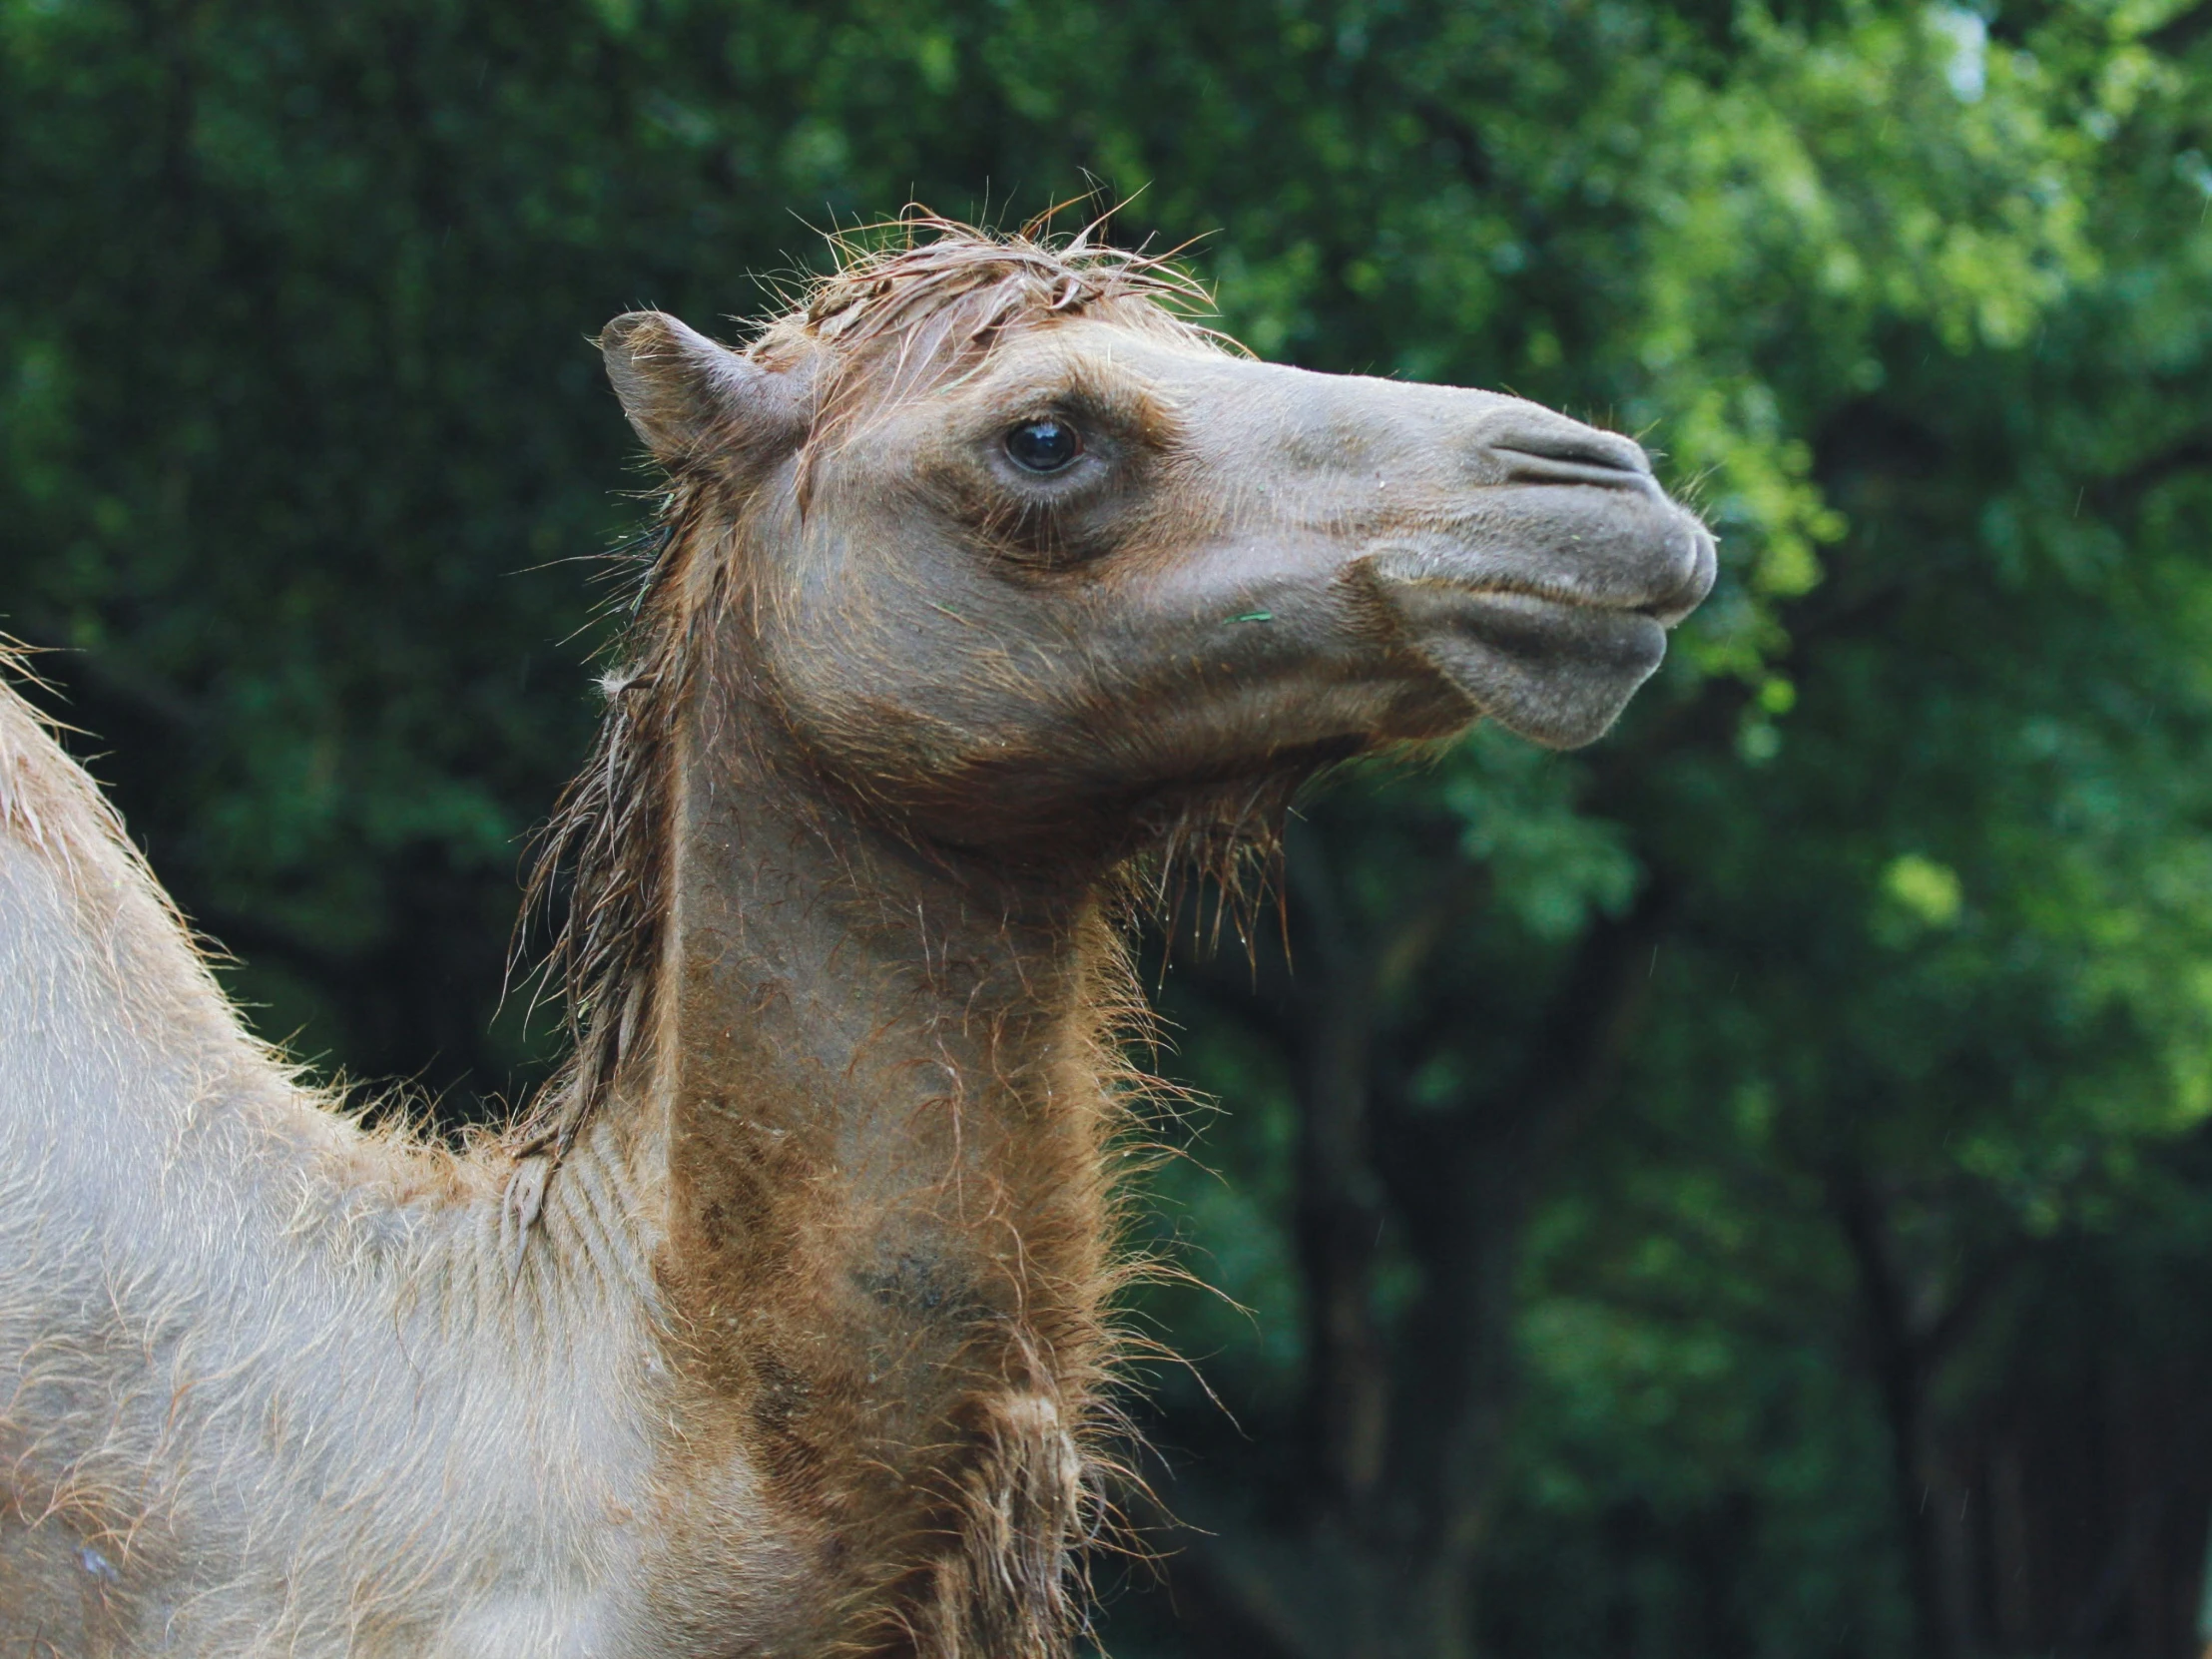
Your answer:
[0,651,137,883]
[0,651,247,1058]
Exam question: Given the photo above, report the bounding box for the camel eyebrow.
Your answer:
[986,361,1179,449]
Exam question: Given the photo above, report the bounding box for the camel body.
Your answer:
[0,698,670,1652]
[0,224,1714,1656]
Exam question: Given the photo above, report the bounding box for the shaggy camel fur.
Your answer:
[0,223,1713,1656]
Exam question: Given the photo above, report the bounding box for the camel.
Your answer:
[0,221,1714,1657]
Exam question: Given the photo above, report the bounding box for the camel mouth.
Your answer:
[1347,503,1716,748]
[1361,525,1715,748]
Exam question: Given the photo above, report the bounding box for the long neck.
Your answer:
[646,680,1124,1654]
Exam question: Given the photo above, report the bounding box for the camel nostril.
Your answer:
[1485,417,1655,490]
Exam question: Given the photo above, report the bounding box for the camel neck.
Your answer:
[658,700,1108,1223]
[643,690,1122,1577]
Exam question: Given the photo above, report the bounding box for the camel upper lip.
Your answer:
[1377,561,1714,632]
[1430,497,1712,622]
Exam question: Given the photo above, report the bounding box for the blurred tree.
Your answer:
[6,1,2212,1656]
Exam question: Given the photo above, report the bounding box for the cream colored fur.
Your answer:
[0,681,682,1655]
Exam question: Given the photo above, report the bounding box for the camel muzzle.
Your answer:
[1355,457,1718,748]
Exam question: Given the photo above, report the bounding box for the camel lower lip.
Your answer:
[1397,588,1670,750]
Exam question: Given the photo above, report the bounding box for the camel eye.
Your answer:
[1005,418,1082,474]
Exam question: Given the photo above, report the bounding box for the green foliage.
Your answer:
[8,0,2212,1653]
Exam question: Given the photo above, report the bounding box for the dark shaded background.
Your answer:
[9,1,2212,1653]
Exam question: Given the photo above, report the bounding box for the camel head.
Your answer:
[598,227,1715,858]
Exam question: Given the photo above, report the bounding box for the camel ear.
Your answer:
[598,311,804,465]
